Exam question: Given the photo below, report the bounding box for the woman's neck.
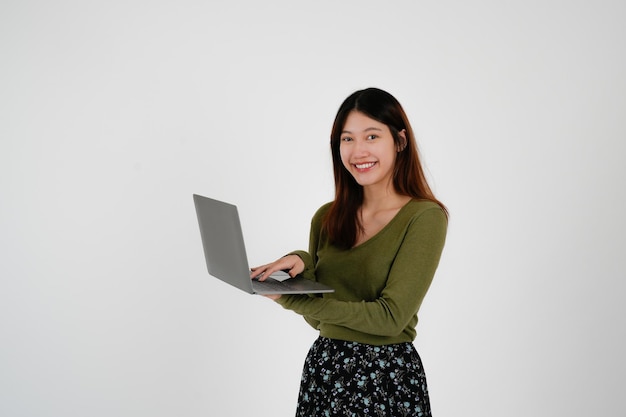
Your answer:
[362,185,410,212]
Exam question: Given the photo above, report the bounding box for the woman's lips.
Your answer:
[354,162,376,170]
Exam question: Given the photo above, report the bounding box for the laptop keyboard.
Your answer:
[255,277,292,291]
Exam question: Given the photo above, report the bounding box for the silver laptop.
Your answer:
[193,194,334,295]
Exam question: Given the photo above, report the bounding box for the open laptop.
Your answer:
[193,194,334,295]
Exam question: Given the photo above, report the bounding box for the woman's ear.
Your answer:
[397,129,407,152]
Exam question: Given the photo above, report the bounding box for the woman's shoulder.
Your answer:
[312,200,445,220]
[311,201,333,222]
[403,199,448,222]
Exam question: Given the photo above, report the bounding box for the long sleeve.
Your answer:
[277,203,447,345]
[286,203,329,330]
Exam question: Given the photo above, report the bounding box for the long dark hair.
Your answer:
[323,87,448,248]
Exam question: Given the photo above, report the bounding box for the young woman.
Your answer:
[252,87,448,416]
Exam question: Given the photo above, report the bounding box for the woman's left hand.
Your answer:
[263,294,282,301]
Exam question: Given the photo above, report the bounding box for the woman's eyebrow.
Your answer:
[341,127,384,134]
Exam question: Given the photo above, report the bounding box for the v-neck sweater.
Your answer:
[276,199,447,345]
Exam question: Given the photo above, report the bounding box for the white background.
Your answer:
[1,1,625,416]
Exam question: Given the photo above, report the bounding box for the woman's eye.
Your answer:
[341,137,352,142]
[367,135,378,140]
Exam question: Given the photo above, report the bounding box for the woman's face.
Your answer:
[339,111,399,190]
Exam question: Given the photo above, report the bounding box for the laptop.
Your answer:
[193,194,334,295]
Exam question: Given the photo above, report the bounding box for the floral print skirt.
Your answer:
[295,337,432,417]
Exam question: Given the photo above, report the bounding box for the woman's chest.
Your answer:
[315,241,401,300]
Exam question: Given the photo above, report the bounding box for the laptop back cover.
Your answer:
[193,194,254,294]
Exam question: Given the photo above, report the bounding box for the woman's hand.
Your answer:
[250,254,305,281]
[263,293,282,301]
[251,255,305,302]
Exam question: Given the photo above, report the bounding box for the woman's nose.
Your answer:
[353,139,369,156]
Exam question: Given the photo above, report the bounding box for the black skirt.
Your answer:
[295,337,432,417]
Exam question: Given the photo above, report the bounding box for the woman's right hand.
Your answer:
[250,254,305,282]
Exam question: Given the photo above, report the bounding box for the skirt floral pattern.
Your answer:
[296,337,432,417]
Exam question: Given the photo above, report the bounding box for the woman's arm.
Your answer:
[276,208,447,337]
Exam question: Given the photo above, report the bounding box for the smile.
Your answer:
[354,162,376,170]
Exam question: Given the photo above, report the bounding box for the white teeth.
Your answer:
[355,162,376,169]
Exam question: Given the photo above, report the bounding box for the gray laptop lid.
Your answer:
[193,194,334,295]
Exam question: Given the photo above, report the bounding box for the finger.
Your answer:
[283,255,305,277]
[251,257,297,281]
[262,294,282,301]
[259,266,282,281]
[250,265,269,280]
[252,264,281,281]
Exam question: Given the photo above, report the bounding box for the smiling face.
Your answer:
[339,110,401,191]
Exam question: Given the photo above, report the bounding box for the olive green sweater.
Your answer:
[276,199,447,346]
